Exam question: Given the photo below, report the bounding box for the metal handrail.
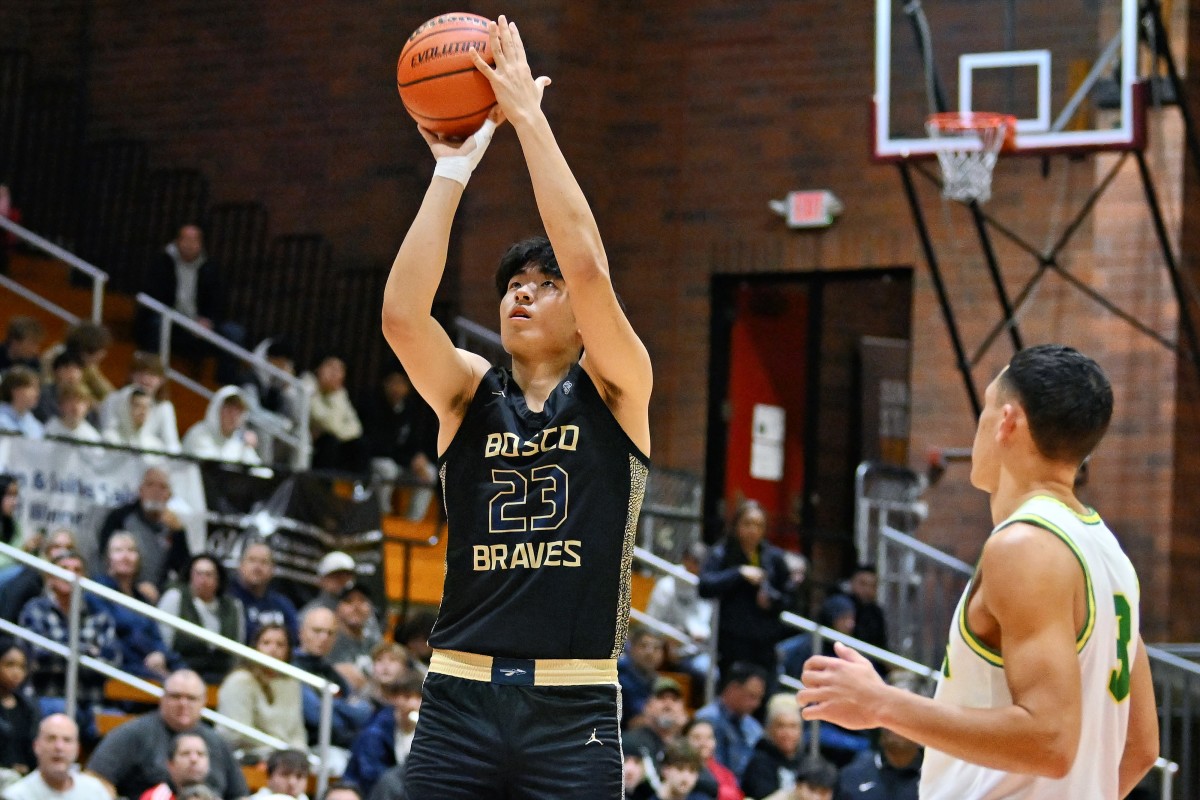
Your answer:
[453,315,503,347]
[629,608,692,646]
[0,541,338,793]
[0,275,81,325]
[778,611,938,679]
[879,525,973,575]
[0,215,108,322]
[634,546,698,586]
[0,617,302,756]
[135,292,312,469]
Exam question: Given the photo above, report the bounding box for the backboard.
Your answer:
[874,0,1142,159]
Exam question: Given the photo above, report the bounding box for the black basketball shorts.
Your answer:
[403,671,624,799]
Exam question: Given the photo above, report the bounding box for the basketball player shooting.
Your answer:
[797,346,1158,799]
[381,15,652,800]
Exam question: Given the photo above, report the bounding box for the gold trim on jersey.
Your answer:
[429,649,619,686]
[610,456,648,659]
[960,511,1099,668]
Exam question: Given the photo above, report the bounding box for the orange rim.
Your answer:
[927,112,1018,152]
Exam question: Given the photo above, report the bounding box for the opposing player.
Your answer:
[381,15,652,800]
[797,345,1158,799]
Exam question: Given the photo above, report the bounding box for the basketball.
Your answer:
[397,13,496,139]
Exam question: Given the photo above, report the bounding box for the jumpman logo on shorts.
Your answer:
[585,728,603,746]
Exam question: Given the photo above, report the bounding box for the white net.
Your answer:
[926,113,1014,203]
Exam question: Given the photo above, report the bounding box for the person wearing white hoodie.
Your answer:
[181,386,261,465]
[100,352,180,453]
[43,384,103,443]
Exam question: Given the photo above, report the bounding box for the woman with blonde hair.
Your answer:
[217,622,308,755]
[93,532,182,679]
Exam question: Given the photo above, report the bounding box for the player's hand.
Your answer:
[470,15,552,127]
[797,642,887,729]
[417,103,505,158]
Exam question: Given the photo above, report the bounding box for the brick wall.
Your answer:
[2,0,1191,637]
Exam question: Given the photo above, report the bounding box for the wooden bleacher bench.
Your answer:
[103,678,219,708]
[94,710,135,736]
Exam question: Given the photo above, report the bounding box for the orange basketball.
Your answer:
[397,13,496,139]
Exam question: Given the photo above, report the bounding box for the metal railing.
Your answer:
[136,292,312,469]
[0,215,109,323]
[1148,645,1200,798]
[632,546,719,703]
[877,524,972,668]
[0,541,339,796]
[453,315,509,366]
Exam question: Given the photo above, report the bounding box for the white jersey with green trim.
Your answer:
[919,495,1140,800]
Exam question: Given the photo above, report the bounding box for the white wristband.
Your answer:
[432,118,498,187]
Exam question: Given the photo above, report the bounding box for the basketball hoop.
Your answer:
[925,112,1018,203]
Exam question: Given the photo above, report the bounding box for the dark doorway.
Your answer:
[704,268,914,581]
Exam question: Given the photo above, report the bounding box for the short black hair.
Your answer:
[720,661,770,692]
[998,344,1113,465]
[797,756,839,789]
[493,236,562,298]
[51,350,85,372]
[661,741,703,772]
[267,749,310,777]
[168,731,207,759]
[187,553,228,594]
[321,783,363,800]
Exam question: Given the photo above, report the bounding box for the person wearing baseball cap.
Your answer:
[301,552,380,644]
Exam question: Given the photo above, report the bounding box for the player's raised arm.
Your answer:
[800,525,1085,777]
[381,119,498,433]
[471,17,652,446]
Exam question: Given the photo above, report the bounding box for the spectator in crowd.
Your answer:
[391,611,435,677]
[321,786,361,800]
[0,529,76,623]
[105,388,167,451]
[327,583,380,695]
[250,750,310,800]
[99,352,180,453]
[19,551,119,717]
[778,594,857,683]
[741,694,805,799]
[86,670,247,800]
[44,385,102,444]
[97,466,191,593]
[694,662,769,780]
[647,541,714,684]
[683,718,743,800]
[833,671,924,800]
[0,184,22,278]
[229,540,297,642]
[625,748,653,800]
[700,500,791,678]
[365,367,437,519]
[342,673,423,795]
[216,622,308,756]
[136,224,245,384]
[0,475,24,588]
[619,626,667,728]
[654,742,705,800]
[0,318,44,374]
[292,607,371,749]
[0,638,37,785]
[782,551,811,618]
[94,532,182,680]
[0,714,109,800]
[182,386,261,466]
[762,757,839,800]
[33,350,92,426]
[44,322,114,404]
[139,732,210,800]
[624,677,690,784]
[158,554,246,684]
[302,356,366,475]
[242,338,303,467]
[361,642,413,715]
[301,552,382,644]
[0,367,44,440]
[843,565,888,653]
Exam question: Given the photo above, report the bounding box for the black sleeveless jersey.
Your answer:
[429,363,649,660]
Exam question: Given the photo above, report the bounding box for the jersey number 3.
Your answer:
[489,466,569,533]
[1109,593,1132,702]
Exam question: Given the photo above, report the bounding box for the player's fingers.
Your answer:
[801,654,839,672]
[509,20,527,62]
[416,125,441,146]
[486,104,507,127]
[470,49,496,81]
[833,640,872,665]
[496,14,516,57]
[488,19,507,64]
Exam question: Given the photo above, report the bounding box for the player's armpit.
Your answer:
[1118,637,1159,798]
